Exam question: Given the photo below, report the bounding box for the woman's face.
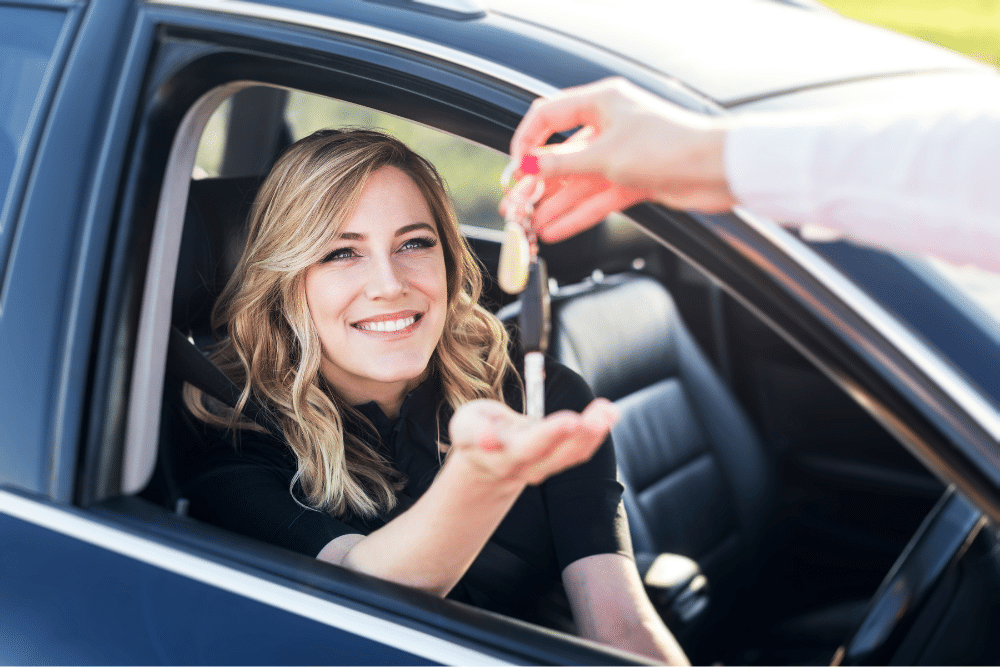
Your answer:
[304,165,449,409]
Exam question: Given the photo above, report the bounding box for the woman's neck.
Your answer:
[327,372,428,420]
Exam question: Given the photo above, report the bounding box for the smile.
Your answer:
[352,313,422,333]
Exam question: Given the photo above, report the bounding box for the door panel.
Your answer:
[0,497,438,665]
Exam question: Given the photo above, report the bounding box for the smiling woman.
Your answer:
[180,128,688,663]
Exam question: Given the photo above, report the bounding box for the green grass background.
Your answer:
[822,0,1000,68]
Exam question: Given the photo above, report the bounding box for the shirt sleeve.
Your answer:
[184,428,358,557]
[725,104,1000,272]
[540,360,632,571]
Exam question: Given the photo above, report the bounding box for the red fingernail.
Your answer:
[520,153,540,175]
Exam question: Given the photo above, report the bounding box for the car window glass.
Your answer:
[802,228,1000,411]
[0,7,66,276]
[924,257,1000,325]
[194,87,508,231]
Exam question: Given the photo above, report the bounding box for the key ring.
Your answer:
[501,159,545,253]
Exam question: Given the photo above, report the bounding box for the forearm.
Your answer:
[726,106,1000,271]
[576,591,688,665]
[318,452,524,597]
[317,397,616,597]
[564,553,690,665]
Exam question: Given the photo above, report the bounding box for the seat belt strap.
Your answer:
[166,326,284,438]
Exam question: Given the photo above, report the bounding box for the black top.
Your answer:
[184,357,630,622]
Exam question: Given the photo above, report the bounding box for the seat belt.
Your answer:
[166,325,284,438]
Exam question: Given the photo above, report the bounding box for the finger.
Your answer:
[580,397,620,430]
[520,419,608,484]
[477,430,505,452]
[531,175,610,229]
[520,401,617,482]
[449,398,511,447]
[531,131,621,180]
[536,186,648,244]
[510,79,622,162]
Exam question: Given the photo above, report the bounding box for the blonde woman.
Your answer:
[184,129,687,664]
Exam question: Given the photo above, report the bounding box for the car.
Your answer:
[4,0,1000,663]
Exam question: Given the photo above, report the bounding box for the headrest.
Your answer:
[499,273,681,402]
[172,176,262,336]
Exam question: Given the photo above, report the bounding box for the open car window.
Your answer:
[194,87,509,229]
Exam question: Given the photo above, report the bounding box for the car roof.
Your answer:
[251,0,992,109]
[483,0,990,107]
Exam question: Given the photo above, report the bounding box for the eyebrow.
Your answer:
[337,222,436,241]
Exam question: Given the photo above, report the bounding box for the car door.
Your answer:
[1,1,653,663]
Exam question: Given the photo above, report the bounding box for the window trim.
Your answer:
[147,0,557,97]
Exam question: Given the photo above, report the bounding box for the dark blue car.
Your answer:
[4,0,1000,663]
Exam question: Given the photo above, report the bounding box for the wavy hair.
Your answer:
[184,128,515,519]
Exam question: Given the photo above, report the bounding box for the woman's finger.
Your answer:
[519,422,607,484]
[519,400,619,483]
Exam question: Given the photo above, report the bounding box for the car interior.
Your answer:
[97,76,1000,665]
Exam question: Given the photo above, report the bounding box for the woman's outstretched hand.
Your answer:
[449,398,619,486]
[501,77,735,243]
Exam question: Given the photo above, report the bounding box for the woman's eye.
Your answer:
[400,236,438,252]
[320,247,357,263]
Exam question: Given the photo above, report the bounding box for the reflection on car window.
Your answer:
[0,7,67,277]
[806,231,1000,410]
[925,257,1000,327]
[194,87,508,230]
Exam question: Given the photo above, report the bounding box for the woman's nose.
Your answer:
[364,254,406,299]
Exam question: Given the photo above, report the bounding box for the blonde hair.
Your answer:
[184,128,515,519]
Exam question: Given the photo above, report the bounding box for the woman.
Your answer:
[184,128,687,663]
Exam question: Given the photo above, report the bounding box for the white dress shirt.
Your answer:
[725,105,1000,272]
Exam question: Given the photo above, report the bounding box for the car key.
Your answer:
[499,160,550,420]
[519,256,550,420]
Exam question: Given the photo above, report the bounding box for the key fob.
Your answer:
[519,258,550,354]
[498,221,530,294]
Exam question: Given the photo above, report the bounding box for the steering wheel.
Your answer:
[833,487,984,665]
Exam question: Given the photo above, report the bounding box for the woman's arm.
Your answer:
[563,553,690,665]
[316,398,618,598]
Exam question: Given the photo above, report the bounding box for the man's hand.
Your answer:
[502,77,735,243]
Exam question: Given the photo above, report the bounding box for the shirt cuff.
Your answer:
[725,119,819,223]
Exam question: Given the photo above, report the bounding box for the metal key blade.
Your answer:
[519,258,550,420]
[524,351,545,421]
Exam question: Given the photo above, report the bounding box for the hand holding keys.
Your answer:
[499,157,550,420]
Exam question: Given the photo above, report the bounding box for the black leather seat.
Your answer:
[500,271,864,663]
[504,272,775,576]
[140,176,263,512]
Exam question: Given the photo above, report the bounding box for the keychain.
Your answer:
[499,158,550,421]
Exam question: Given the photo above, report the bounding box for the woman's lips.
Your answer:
[351,311,423,335]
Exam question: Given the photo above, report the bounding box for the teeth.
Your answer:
[357,315,416,332]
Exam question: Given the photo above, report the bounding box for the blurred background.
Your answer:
[822,0,1000,69]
